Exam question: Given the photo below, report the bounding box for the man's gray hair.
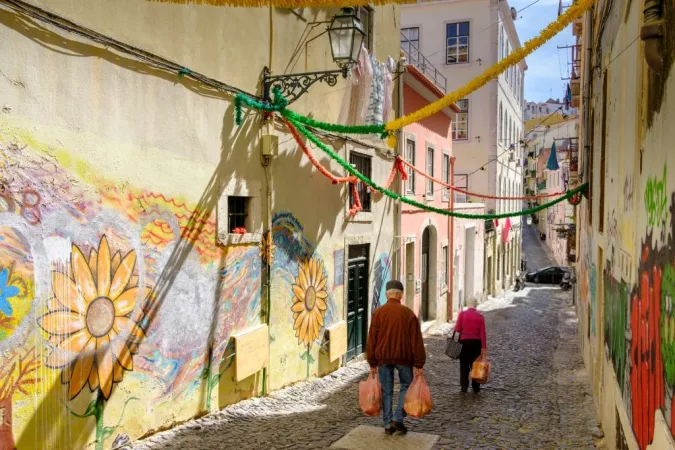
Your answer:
[386,289,403,297]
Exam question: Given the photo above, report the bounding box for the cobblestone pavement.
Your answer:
[132,224,601,449]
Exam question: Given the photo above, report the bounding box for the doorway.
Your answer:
[405,242,415,309]
[347,244,369,361]
[421,226,437,321]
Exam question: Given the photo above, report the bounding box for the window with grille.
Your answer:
[405,138,416,194]
[426,146,435,196]
[442,154,450,200]
[349,152,372,212]
[455,173,468,202]
[401,27,420,63]
[228,196,249,233]
[453,99,469,140]
[446,22,469,64]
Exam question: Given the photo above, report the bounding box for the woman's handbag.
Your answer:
[444,331,463,359]
[470,357,491,384]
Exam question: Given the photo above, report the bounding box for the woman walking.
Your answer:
[454,298,487,393]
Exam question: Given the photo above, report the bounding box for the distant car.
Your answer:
[525,266,571,284]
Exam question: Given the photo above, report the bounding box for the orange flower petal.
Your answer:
[97,236,112,298]
[114,316,146,342]
[69,338,95,399]
[110,251,136,300]
[111,251,121,276]
[298,313,310,345]
[291,300,305,313]
[111,336,133,371]
[114,287,150,317]
[97,335,114,399]
[88,248,98,284]
[72,245,97,303]
[298,266,309,291]
[315,309,324,328]
[47,297,63,312]
[50,329,92,368]
[292,285,305,302]
[316,298,327,311]
[52,272,87,314]
[113,361,124,382]
[316,276,327,292]
[293,310,306,331]
[316,290,328,300]
[88,360,99,391]
[129,275,139,287]
[39,311,85,335]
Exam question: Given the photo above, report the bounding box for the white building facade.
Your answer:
[524,99,578,121]
[401,0,526,296]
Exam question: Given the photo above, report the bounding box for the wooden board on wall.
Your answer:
[233,324,269,382]
[327,321,347,361]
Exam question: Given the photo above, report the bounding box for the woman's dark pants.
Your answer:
[459,339,482,392]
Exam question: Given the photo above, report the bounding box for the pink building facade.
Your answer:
[399,67,486,324]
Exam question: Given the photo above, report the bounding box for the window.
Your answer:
[228,196,249,233]
[426,145,435,196]
[453,99,469,140]
[405,138,416,194]
[446,22,469,64]
[455,173,468,202]
[441,245,448,288]
[356,7,373,50]
[499,102,503,141]
[350,152,372,212]
[442,154,450,200]
[401,27,420,62]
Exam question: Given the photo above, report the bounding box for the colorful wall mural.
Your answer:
[0,136,263,449]
[602,189,675,449]
[371,253,391,315]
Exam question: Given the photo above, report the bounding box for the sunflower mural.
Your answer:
[291,257,328,378]
[38,235,149,450]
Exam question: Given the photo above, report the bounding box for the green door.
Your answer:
[347,251,368,361]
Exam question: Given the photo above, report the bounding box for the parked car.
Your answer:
[525,266,571,284]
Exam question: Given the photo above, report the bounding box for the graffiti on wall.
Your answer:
[0,137,263,449]
[371,254,391,315]
[644,165,668,231]
[603,270,630,398]
[590,265,597,337]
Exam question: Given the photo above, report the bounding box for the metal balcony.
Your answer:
[401,32,447,93]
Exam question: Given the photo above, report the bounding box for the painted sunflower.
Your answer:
[259,230,276,265]
[38,236,150,400]
[291,258,328,346]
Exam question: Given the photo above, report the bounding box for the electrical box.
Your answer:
[261,134,278,157]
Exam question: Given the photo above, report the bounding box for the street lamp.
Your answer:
[262,7,365,104]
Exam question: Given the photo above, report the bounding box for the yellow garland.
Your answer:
[384,0,594,133]
[147,0,416,6]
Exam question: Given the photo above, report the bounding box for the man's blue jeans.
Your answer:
[378,365,413,428]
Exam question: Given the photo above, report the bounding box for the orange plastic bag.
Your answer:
[404,373,433,418]
[470,357,491,384]
[359,371,382,416]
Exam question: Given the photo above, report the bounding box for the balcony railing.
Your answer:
[568,141,579,173]
[401,32,447,93]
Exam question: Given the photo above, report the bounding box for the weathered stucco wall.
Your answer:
[576,0,675,448]
[0,1,400,448]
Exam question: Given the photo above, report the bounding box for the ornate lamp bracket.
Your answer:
[262,66,349,105]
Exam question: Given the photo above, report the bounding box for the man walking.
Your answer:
[366,280,426,435]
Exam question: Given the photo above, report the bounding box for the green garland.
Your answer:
[287,117,588,220]
[280,109,385,136]
[234,90,385,136]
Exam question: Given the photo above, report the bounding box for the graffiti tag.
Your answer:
[624,174,634,212]
[644,165,668,229]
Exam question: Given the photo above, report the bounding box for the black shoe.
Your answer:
[392,421,408,434]
[473,386,481,393]
[384,427,395,435]
[461,388,468,393]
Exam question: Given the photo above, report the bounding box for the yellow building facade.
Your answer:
[0,1,401,448]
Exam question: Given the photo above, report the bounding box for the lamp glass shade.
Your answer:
[328,9,365,67]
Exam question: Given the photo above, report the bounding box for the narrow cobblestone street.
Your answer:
[132,224,601,450]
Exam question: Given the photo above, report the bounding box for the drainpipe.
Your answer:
[447,156,456,322]
[641,0,664,72]
[396,57,406,280]
[261,138,272,397]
